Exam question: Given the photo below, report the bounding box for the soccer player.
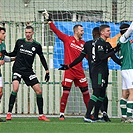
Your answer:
[118,22,133,123]
[5,26,50,121]
[43,9,90,120]
[0,26,7,122]
[59,25,121,122]
[0,26,15,122]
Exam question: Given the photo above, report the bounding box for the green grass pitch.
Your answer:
[0,117,133,133]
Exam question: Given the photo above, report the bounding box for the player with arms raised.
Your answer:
[43,9,90,120]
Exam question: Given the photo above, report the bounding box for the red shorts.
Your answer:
[61,68,88,88]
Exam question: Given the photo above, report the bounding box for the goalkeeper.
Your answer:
[43,9,90,120]
[59,25,121,122]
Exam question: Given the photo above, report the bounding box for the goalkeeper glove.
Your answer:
[58,64,69,70]
[42,9,52,22]
[45,72,50,82]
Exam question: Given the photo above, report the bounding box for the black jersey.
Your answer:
[7,38,48,72]
[82,38,120,75]
[69,37,121,77]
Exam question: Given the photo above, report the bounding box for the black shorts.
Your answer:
[12,71,39,87]
[91,71,108,89]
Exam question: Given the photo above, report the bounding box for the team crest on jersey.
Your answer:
[98,45,104,51]
[32,47,36,51]
[72,40,75,43]
[20,45,23,47]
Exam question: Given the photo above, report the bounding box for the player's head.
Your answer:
[92,27,100,40]
[99,24,111,40]
[25,26,34,41]
[73,24,84,40]
[0,26,6,42]
[119,23,130,35]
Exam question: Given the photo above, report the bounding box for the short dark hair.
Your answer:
[0,27,6,32]
[73,24,83,32]
[25,26,34,31]
[119,23,130,35]
[99,24,110,33]
[92,27,100,40]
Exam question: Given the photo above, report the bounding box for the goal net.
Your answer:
[0,0,133,118]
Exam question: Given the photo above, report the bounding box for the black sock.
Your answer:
[94,100,102,119]
[101,96,108,113]
[85,95,98,118]
[36,94,43,114]
[8,91,17,112]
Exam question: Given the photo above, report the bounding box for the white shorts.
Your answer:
[0,77,3,87]
[121,69,133,90]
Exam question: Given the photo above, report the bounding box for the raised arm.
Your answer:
[120,21,133,43]
[43,9,68,42]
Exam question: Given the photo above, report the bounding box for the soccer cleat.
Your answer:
[0,118,6,122]
[83,117,96,123]
[121,117,127,123]
[38,115,50,122]
[6,113,12,120]
[125,117,133,123]
[95,117,105,122]
[59,115,65,120]
[102,112,111,122]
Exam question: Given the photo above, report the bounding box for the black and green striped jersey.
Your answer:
[82,38,120,74]
[6,38,48,72]
[69,38,121,77]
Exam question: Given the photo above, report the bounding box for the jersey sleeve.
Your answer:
[49,22,68,42]
[6,40,19,57]
[119,34,128,43]
[36,45,48,70]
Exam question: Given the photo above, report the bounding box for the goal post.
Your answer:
[0,0,132,118]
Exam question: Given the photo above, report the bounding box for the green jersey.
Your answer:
[0,42,6,60]
[118,38,133,70]
[0,42,6,76]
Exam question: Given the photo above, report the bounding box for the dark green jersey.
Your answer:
[7,38,48,72]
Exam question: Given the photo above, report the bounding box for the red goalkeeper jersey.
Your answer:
[49,22,85,70]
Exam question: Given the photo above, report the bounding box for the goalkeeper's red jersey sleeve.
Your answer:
[49,22,68,42]
[49,22,85,71]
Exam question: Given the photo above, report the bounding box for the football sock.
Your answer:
[126,101,133,117]
[60,90,69,113]
[100,95,108,113]
[94,98,103,119]
[36,94,43,114]
[82,90,90,109]
[85,94,98,118]
[120,98,127,118]
[8,91,17,112]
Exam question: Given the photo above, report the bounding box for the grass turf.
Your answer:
[0,117,133,133]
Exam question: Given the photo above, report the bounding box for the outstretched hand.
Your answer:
[42,9,52,21]
[58,64,69,70]
[45,72,50,82]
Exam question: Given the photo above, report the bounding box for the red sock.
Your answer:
[60,90,70,113]
[82,90,90,109]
